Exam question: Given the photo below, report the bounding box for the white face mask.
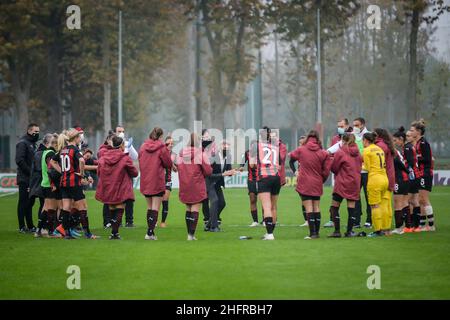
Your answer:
[353,127,361,135]
[118,132,125,139]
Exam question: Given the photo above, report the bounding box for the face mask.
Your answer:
[29,132,39,143]
[353,127,361,135]
[202,140,212,149]
[118,132,125,139]
[222,150,227,157]
[337,127,345,135]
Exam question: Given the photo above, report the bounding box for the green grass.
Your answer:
[0,187,449,300]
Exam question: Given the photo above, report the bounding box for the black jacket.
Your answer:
[208,152,232,189]
[15,134,37,185]
[29,144,46,198]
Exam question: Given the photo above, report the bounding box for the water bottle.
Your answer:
[408,167,415,181]
[239,236,252,240]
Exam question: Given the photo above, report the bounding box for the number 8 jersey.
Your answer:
[59,145,83,187]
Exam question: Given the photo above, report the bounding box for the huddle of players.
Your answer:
[34,118,435,241]
[241,119,435,240]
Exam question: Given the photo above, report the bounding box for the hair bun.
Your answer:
[398,126,405,132]
[419,118,426,126]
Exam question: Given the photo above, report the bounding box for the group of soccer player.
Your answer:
[28,116,435,241]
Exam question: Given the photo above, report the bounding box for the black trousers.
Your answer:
[355,172,372,225]
[202,198,210,222]
[207,185,226,229]
[17,183,35,230]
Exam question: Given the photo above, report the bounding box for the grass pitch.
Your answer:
[0,187,449,300]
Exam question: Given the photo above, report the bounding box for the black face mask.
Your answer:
[202,140,212,149]
[222,150,227,157]
[28,133,39,143]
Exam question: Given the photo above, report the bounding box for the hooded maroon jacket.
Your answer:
[289,138,331,197]
[331,143,362,201]
[95,148,138,204]
[375,137,395,191]
[97,144,112,159]
[177,146,212,204]
[279,140,287,186]
[138,139,173,196]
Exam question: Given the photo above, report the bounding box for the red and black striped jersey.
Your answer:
[250,141,280,180]
[415,137,434,178]
[241,150,257,182]
[403,142,419,177]
[60,145,83,188]
[394,150,408,183]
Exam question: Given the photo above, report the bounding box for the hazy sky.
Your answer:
[428,0,450,63]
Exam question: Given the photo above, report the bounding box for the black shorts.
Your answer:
[247,180,257,195]
[409,180,419,194]
[43,187,61,200]
[145,191,165,198]
[61,186,85,202]
[300,194,320,201]
[332,193,344,203]
[256,176,281,195]
[394,180,409,195]
[417,176,433,192]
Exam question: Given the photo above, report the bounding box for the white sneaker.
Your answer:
[34,232,42,238]
[262,233,275,240]
[392,228,404,235]
[144,234,158,240]
[428,225,436,232]
[41,229,49,236]
[419,226,429,232]
[249,222,259,227]
[187,235,197,241]
[304,236,312,240]
[262,221,266,226]
[300,221,308,227]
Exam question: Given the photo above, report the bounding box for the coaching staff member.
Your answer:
[16,123,40,233]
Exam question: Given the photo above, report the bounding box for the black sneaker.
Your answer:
[125,223,135,228]
[19,228,28,234]
[310,234,320,239]
[28,227,37,233]
[204,221,210,231]
[353,224,361,229]
[210,227,222,232]
[327,232,342,238]
[109,234,121,240]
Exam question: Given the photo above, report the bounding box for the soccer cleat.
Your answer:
[262,233,275,240]
[249,222,259,227]
[344,231,357,238]
[299,221,308,227]
[41,229,49,237]
[144,234,158,240]
[353,224,362,229]
[28,227,37,233]
[391,228,404,235]
[364,222,372,228]
[160,222,167,228]
[327,232,342,238]
[187,235,197,241]
[367,231,383,238]
[304,236,312,240]
[419,226,429,232]
[109,234,121,240]
[403,227,414,233]
[210,227,222,232]
[85,233,99,239]
[125,223,135,228]
[104,223,111,229]
[413,227,422,233]
[56,225,66,237]
[49,232,63,238]
[428,225,436,232]
[311,234,320,239]
[34,232,42,238]
[70,229,82,238]
[323,221,334,228]
[19,228,28,234]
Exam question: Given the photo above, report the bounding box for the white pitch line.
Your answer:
[0,192,17,198]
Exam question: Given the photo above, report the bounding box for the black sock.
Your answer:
[330,206,340,232]
[162,201,169,223]
[185,211,192,235]
[307,213,315,236]
[314,212,321,235]
[47,209,57,233]
[79,210,90,234]
[147,209,158,236]
[37,210,47,231]
[426,208,434,227]
[191,211,199,236]
[302,206,307,221]
[61,210,70,233]
[394,210,403,229]
[70,209,80,229]
[264,217,274,234]
[103,204,111,227]
[347,207,356,233]
[251,210,258,223]
[420,215,426,227]
[413,206,421,228]
[402,206,411,228]
[110,209,119,236]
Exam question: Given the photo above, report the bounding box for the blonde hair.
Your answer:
[56,132,68,152]
[411,118,426,135]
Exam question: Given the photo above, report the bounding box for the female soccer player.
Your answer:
[160,136,177,228]
[96,136,138,239]
[139,127,173,240]
[37,133,59,237]
[289,130,331,240]
[374,128,396,235]
[392,127,412,234]
[328,134,362,238]
[410,119,435,232]
[405,130,421,232]
[177,133,212,240]
[362,132,389,238]
[240,141,259,227]
[249,127,283,241]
